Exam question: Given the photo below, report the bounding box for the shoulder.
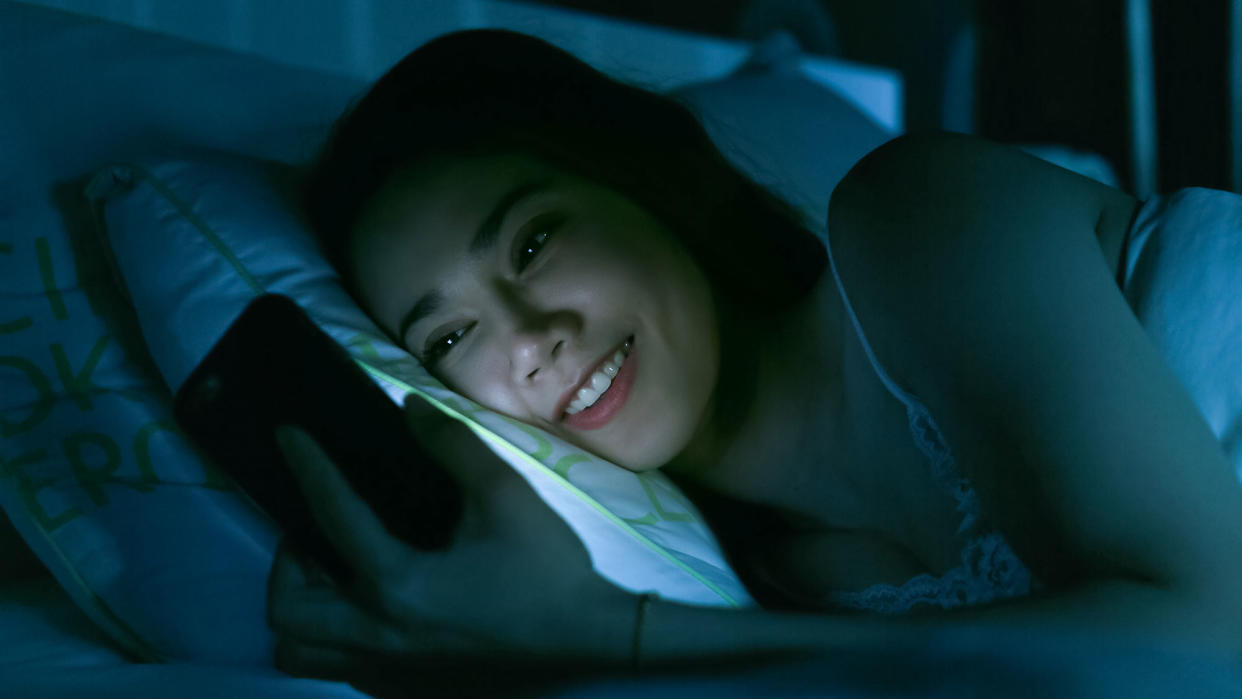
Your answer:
[825,132,1137,398]
[823,134,1242,587]
[828,132,1137,264]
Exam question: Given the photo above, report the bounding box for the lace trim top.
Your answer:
[823,233,1037,615]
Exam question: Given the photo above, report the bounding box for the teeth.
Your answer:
[564,344,631,415]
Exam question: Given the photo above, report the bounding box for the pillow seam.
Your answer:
[356,362,743,607]
[2,493,164,662]
[115,162,268,296]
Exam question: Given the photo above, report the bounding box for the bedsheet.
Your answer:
[0,576,366,697]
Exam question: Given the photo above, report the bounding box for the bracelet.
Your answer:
[631,593,654,673]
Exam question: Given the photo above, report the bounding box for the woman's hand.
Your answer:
[267,397,636,682]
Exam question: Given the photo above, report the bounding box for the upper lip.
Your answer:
[554,340,626,420]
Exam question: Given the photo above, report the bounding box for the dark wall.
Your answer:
[979,0,1231,193]
[1150,0,1230,191]
[530,0,1233,193]
[532,0,973,132]
[975,0,1131,183]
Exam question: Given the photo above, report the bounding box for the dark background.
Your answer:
[529,0,1233,195]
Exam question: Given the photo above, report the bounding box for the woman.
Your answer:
[268,29,1242,678]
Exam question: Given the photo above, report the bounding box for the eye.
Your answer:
[513,216,561,272]
[423,324,473,366]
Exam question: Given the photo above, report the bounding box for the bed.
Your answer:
[3,1,1241,696]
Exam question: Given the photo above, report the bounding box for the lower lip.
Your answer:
[563,344,637,431]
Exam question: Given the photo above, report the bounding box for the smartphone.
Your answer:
[174,294,462,584]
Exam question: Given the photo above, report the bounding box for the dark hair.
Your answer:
[303,29,826,312]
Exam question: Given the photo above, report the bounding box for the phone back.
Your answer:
[174,295,462,580]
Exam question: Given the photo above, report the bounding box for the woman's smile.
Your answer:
[561,336,636,430]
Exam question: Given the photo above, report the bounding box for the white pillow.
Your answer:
[1121,187,1242,483]
[671,39,893,237]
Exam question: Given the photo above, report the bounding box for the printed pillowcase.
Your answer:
[0,190,232,664]
[0,179,288,663]
[65,150,749,662]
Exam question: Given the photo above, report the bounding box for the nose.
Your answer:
[512,332,567,383]
[497,289,577,384]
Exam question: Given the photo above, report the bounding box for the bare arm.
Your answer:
[823,132,1242,653]
[271,403,1240,683]
[632,578,1237,670]
[270,419,1225,678]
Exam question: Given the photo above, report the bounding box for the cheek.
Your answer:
[536,238,647,309]
[435,328,573,427]
[434,346,515,412]
[567,225,687,299]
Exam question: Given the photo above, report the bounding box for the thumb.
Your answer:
[403,394,570,537]
[402,391,449,424]
[402,394,510,487]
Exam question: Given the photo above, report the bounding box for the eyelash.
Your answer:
[513,215,560,272]
[423,323,473,366]
[422,216,561,367]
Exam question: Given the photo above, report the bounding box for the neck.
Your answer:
[666,277,854,519]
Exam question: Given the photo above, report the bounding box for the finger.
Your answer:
[269,536,332,593]
[267,538,331,632]
[269,565,409,654]
[403,394,515,489]
[404,395,589,535]
[271,582,491,660]
[274,425,404,581]
[268,542,346,635]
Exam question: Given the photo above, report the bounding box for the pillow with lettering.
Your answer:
[0,192,280,664]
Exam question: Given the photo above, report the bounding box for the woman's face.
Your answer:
[348,153,720,470]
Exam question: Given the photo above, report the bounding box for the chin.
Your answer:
[616,455,670,473]
[592,425,691,472]
[613,386,715,472]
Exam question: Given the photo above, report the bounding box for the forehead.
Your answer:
[355,153,550,249]
[346,153,553,330]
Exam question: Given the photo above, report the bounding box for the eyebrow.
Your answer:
[396,177,553,347]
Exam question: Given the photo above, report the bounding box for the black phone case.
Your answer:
[174,294,462,583]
